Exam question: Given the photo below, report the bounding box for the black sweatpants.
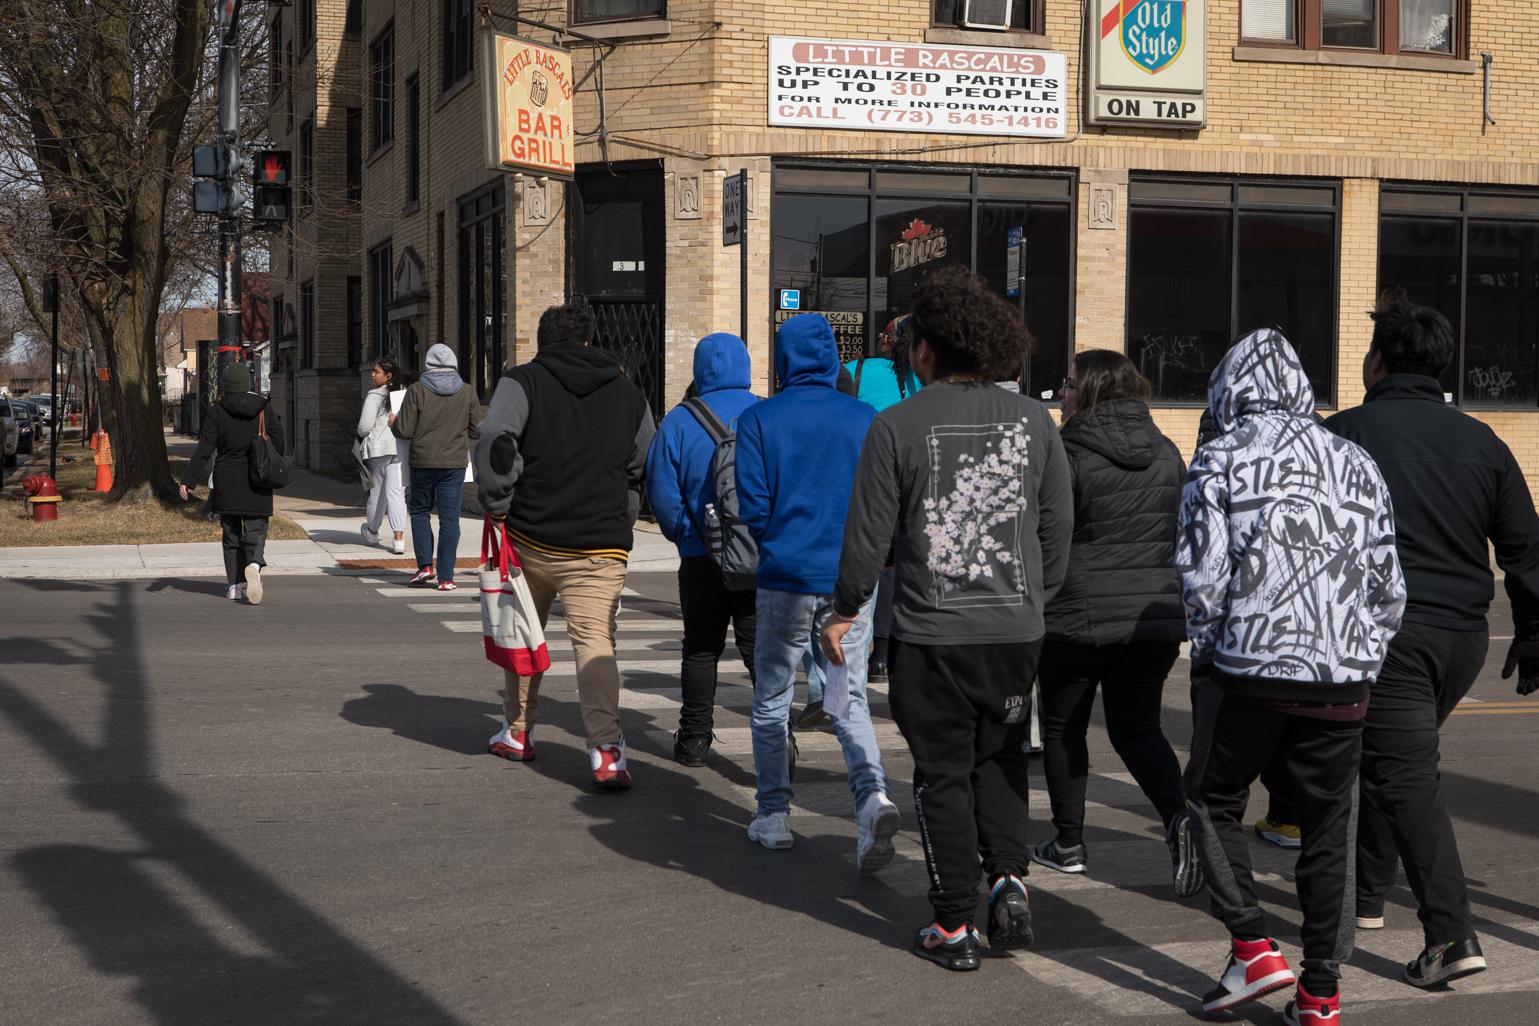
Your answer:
[220,515,269,585]
[676,555,756,737]
[1185,678,1361,982]
[889,638,1040,931]
[1357,622,1485,946]
[1037,640,1185,847]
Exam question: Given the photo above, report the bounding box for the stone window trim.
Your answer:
[367,138,395,168]
[1232,45,1475,73]
[1238,0,1471,61]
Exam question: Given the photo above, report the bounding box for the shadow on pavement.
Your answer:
[0,580,467,1026]
[144,578,231,598]
[341,683,502,756]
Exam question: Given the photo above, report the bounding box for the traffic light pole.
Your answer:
[215,0,244,384]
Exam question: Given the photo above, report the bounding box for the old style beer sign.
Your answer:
[482,30,575,177]
[1086,0,1206,128]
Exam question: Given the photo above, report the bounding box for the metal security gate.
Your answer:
[583,297,663,418]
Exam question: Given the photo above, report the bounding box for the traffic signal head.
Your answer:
[254,150,291,187]
[252,150,292,224]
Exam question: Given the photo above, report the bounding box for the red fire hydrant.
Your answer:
[22,474,62,522]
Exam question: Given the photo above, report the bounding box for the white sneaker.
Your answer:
[360,523,380,545]
[855,792,901,873]
[747,811,793,850]
[244,563,263,605]
[392,537,405,555]
[226,584,244,601]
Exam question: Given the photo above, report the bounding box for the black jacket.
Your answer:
[474,345,655,559]
[1043,398,1187,647]
[1326,374,1539,631]
[182,392,284,517]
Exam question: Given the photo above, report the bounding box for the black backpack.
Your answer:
[682,398,758,591]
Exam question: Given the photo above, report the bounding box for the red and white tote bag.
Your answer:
[479,519,551,675]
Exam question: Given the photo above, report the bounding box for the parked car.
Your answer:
[10,400,34,454]
[1,399,17,467]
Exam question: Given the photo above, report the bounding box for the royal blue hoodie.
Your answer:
[645,333,761,558]
[736,314,877,593]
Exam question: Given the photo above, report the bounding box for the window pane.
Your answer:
[1127,208,1232,402]
[1399,0,1454,53]
[1130,180,1231,204]
[1378,216,1461,396]
[1242,0,1296,41]
[1466,193,1539,217]
[1237,210,1336,404]
[771,194,870,331]
[1321,0,1377,49]
[875,198,972,363]
[775,168,868,191]
[1237,184,1336,208]
[977,203,1072,400]
[573,0,665,23]
[1464,221,1539,407]
[1381,189,1462,213]
[978,175,1072,199]
[872,171,973,195]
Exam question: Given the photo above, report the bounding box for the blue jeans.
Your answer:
[751,588,885,816]
[408,467,465,581]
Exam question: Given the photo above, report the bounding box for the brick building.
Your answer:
[266,0,1539,481]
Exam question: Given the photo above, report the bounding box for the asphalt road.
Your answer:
[3,572,1538,1025]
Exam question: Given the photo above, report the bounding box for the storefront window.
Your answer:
[1128,177,1339,405]
[772,164,1075,398]
[1380,187,1539,408]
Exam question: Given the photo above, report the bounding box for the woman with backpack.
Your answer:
[357,358,407,555]
[645,333,761,767]
[179,362,285,604]
[1029,349,1201,898]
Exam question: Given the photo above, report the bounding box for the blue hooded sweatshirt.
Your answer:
[645,333,760,558]
[736,314,877,593]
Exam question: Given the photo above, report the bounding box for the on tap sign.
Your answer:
[1086,0,1206,128]
[482,30,575,177]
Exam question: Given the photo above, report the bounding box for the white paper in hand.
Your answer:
[823,657,851,722]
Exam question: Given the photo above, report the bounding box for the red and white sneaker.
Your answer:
[488,722,534,762]
[1283,984,1340,1025]
[437,580,458,592]
[590,738,632,790]
[1200,938,1296,1014]
[407,566,436,587]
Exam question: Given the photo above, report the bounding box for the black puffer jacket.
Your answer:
[1043,397,1186,646]
[181,392,285,517]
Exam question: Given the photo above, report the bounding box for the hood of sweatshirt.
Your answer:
[1060,397,1161,470]
[1209,328,1315,434]
[774,314,839,390]
[220,391,267,419]
[693,333,751,395]
[532,344,623,398]
[421,368,465,396]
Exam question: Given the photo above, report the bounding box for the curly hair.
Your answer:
[537,302,597,351]
[910,266,1033,382]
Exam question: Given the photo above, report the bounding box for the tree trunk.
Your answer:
[95,285,177,503]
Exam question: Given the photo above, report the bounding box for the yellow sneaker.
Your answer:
[1255,817,1302,849]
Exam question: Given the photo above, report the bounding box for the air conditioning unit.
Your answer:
[960,0,1013,31]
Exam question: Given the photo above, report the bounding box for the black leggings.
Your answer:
[1037,640,1184,847]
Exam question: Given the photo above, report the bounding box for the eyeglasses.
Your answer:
[1058,378,1080,392]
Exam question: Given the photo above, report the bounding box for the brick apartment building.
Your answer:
[264,0,1539,482]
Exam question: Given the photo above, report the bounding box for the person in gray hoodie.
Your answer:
[1176,329,1405,1025]
[391,343,479,590]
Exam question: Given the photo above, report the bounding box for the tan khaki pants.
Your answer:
[502,546,628,747]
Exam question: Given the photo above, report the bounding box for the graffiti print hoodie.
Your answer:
[1175,330,1406,703]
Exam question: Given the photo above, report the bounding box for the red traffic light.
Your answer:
[254,150,291,187]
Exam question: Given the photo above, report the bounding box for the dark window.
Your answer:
[442,0,474,90]
[1380,186,1539,407]
[772,164,1075,399]
[345,107,362,204]
[300,279,316,369]
[370,243,393,362]
[345,0,362,36]
[1240,0,1461,57]
[299,118,314,211]
[406,77,421,206]
[297,0,315,51]
[371,24,395,151]
[458,184,507,400]
[930,0,1042,33]
[269,19,284,100]
[571,0,666,25]
[1127,177,1340,405]
[347,276,364,368]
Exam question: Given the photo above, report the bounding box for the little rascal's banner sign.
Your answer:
[482,31,575,177]
[1086,0,1206,128]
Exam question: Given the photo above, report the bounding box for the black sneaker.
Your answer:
[672,731,711,767]
[867,656,889,683]
[912,922,981,971]
[793,700,828,731]
[1405,938,1487,988]
[1031,838,1088,874]
[987,874,1033,950]
[1168,812,1205,898]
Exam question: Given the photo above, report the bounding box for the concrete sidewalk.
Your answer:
[0,431,681,579]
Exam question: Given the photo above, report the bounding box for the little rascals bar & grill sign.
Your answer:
[483,30,575,177]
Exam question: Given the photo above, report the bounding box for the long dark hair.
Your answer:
[1068,349,1151,419]
[373,358,405,390]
